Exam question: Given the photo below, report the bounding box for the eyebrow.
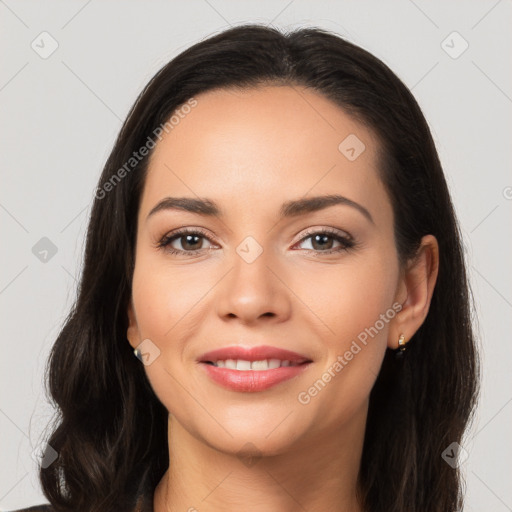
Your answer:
[147,194,374,224]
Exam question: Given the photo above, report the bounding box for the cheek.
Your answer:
[131,252,213,342]
[129,259,193,417]
[130,253,220,410]
[289,250,399,421]
[292,249,398,348]
[337,265,397,342]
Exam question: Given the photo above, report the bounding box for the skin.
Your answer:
[126,85,439,512]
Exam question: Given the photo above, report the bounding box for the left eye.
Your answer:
[295,230,354,253]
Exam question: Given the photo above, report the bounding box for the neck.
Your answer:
[153,405,367,512]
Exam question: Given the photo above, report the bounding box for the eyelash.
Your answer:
[156,227,356,257]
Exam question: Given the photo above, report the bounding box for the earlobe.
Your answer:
[388,234,439,349]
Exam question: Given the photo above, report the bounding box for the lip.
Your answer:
[197,345,313,393]
[198,345,311,364]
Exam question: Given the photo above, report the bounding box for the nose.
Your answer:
[215,245,292,326]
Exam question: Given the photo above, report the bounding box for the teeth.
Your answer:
[236,360,251,370]
[251,360,269,370]
[211,359,299,370]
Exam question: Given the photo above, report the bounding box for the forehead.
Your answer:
[139,85,390,225]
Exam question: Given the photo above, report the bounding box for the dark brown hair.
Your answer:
[38,24,479,512]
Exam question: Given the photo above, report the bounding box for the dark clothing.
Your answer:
[9,508,51,512]
[8,487,153,512]
[9,464,156,512]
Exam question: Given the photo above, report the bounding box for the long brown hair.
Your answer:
[39,24,479,512]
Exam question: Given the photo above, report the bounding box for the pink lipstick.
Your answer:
[197,345,312,392]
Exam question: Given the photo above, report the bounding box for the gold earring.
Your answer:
[395,333,407,359]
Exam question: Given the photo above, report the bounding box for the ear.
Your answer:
[126,298,141,350]
[388,234,439,349]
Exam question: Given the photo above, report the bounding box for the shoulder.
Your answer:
[8,506,52,512]
[7,497,151,512]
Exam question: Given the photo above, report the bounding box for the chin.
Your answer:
[207,429,302,459]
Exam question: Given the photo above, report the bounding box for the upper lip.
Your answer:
[198,345,312,364]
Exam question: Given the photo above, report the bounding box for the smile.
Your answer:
[197,345,313,392]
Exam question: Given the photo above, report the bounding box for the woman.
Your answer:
[13,23,479,512]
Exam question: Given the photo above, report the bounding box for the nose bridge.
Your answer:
[215,233,291,323]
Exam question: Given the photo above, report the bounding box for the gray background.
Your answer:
[1,1,511,510]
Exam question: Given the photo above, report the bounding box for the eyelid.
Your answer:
[294,225,353,244]
[155,226,218,250]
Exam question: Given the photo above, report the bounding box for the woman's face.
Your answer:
[127,85,404,455]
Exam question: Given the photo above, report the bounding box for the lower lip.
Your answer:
[199,362,311,392]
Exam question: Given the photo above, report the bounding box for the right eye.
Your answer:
[157,228,216,256]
